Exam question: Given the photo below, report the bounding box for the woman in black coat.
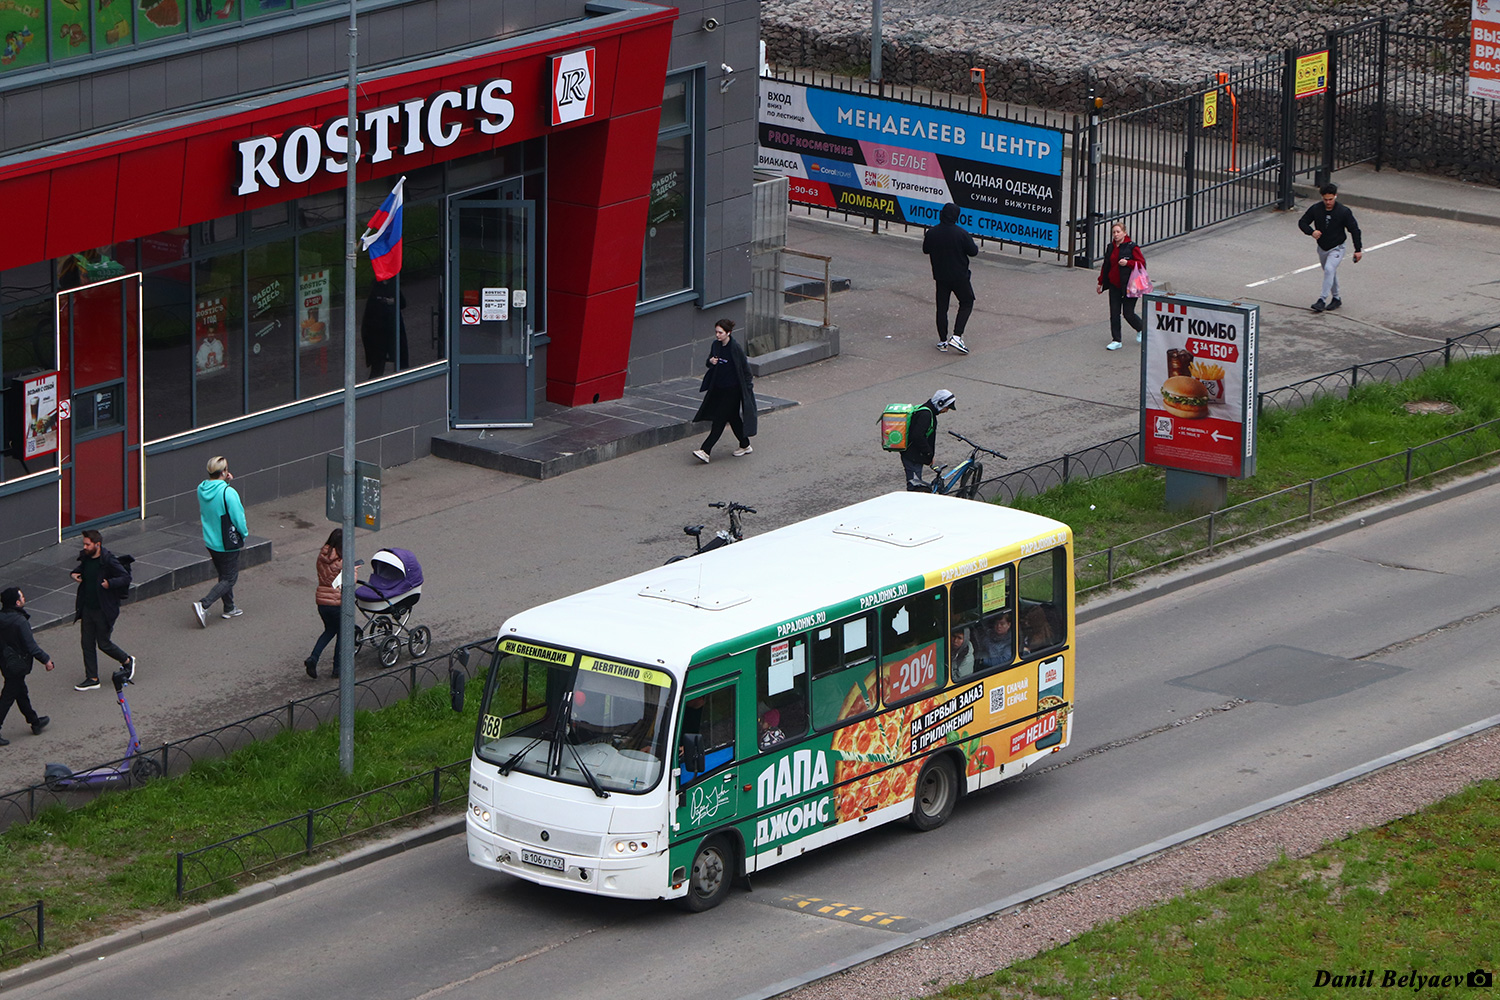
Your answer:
[691,318,757,463]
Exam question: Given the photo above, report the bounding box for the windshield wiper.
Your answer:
[552,694,611,798]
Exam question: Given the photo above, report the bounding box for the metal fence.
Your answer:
[0,638,496,832]
[0,900,42,960]
[175,760,470,899]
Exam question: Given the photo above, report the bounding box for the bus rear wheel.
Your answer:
[910,756,958,831]
[676,835,734,912]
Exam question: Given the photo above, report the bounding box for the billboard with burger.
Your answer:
[1139,293,1258,479]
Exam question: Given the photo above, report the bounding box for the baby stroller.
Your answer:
[354,547,433,666]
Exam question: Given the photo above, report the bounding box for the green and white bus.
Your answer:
[466,492,1076,910]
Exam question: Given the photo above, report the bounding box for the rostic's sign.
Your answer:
[235,80,517,195]
[1139,293,1259,479]
[550,48,597,125]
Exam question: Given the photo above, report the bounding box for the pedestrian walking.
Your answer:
[1298,182,1363,313]
[922,203,978,355]
[191,455,249,626]
[691,318,757,464]
[0,588,53,744]
[1097,223,1147,350]
[900,389,958,491]
[305,529,344,680]
[69,530,135,691]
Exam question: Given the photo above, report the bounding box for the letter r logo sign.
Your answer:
[550,48,596,125]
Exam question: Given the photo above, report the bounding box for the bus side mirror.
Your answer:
[681,733,706,774]
[449,668,466,713]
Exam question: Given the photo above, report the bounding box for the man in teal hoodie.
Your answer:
[191,455,249,627]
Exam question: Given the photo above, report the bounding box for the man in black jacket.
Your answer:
[1298,182,1363,313]
[902,389,957,491]
[69,529,136,691]
[0,587,53,746]
[922,203,979,354]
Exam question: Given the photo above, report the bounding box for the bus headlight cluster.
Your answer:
[611,838,651,854]
[470,802,491,824]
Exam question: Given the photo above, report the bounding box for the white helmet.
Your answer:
[930,389,957,411]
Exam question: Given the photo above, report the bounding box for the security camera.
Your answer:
[703,16,720,31]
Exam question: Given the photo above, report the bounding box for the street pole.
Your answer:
[338,0,359,776]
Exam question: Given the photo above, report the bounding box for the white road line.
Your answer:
[1245,232,1417,287]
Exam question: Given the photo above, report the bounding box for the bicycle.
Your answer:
[665,501,757,563]
[929,431,1007,501]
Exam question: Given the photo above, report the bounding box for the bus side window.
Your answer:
[809,613,878,731]
[757,637,808,751]
[678,685,735,786]
[952,567,1015,677]
[1018,547,1067,656]
[879,587,947,704]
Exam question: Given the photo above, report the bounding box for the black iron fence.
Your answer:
[0,900,42,960]
[175,761,469,899]
[0,639,496,832]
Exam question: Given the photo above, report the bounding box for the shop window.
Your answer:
[399,202,443,371]
[1018,548,1067,657]
[756,635,808,751]
[1,298,60,482]
[295,228,346,399]
[640,73,696,303]
[142,271,193,440]
[193,251,244,427]
[296,189,344,230]
[246,241,297,411]
[951,566,1016,678]
[879,587,947,704]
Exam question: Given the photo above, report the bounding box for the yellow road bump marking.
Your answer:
[769,894,922,931]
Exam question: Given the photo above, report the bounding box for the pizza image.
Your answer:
[830,681,942,824]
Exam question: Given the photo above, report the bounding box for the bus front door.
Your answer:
[675,681,740,840]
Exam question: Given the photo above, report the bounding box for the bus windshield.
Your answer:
[477,639,674,795]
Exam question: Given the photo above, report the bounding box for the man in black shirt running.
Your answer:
[1298,182,1363,313]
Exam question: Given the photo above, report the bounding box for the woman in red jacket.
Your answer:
[1097,223,1147,351]
[304,529,343,679]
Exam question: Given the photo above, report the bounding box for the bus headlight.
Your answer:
[611,838,651,854]
[470,802,491,824]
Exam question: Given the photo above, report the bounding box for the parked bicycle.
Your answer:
[666,501,756,563]
[930,431,1006,501]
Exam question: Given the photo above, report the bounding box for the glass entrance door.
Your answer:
[57,274,144,531]
[450,197,535,427]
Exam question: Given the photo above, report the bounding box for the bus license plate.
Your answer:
[521,849,565,871]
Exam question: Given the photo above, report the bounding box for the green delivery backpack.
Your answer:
[880,403,918,452]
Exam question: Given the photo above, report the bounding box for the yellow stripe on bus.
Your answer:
[499,639,574,665]
[580,655,672,688]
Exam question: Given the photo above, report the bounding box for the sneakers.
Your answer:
[74,678,100,691]
[31,716,48,735]
[222,608,244,620]
[692,449,711,464]
[1311,298,1326,312]
[733,445,754,457]
[936,341,948,352]
[123,656,137,682]
[1106,341,1122,351]
[191,601,207,628]
[1326,297,1342,311]
[949,336,969,355]
[0,735,8,747]
[305,657,318,679]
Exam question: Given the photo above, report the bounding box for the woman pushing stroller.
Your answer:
[305,529,344,679]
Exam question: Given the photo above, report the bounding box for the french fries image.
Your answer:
[1190,361,1226,380]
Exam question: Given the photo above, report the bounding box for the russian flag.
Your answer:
[360,176,405,281]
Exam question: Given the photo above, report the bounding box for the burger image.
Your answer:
[1160,375,1208,419]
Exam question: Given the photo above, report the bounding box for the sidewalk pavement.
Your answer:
[0,164,1495,798]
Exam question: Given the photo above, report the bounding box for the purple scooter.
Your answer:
[43,667,163,790]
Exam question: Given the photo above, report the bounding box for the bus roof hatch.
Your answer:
[638,580,752,610]
[832,517,942,547]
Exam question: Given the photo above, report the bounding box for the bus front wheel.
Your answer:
[910,756,958,831]
[676,835,734,912]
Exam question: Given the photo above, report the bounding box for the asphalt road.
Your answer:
[10,476,1498,1000]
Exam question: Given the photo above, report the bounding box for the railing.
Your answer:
[0,900,43,960]
[1075,417,1500,594]
[780,249,833,330]
[0,639,496,832]
[175,761,470,899]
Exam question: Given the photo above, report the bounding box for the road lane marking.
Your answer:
[1246,233,1416,287]
[769,893,924,930]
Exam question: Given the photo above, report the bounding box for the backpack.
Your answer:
[880,403,919,451]
[117,554,135,601]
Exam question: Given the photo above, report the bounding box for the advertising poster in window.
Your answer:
[298,270,330,348]
[22,370,58,460]
[1139,294,1259,479]
[195,296,229,377]
[757,80,1063,249]
[1470,0,1500,101]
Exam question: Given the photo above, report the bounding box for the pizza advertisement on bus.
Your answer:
[757,80,1064,249]
[1139,293,1260,479]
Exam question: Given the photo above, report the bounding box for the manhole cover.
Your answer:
[1404,400,1459,415]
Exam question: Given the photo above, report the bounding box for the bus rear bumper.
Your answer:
[466,817,669,899]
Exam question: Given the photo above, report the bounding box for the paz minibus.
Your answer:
[465,492,1075,910]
